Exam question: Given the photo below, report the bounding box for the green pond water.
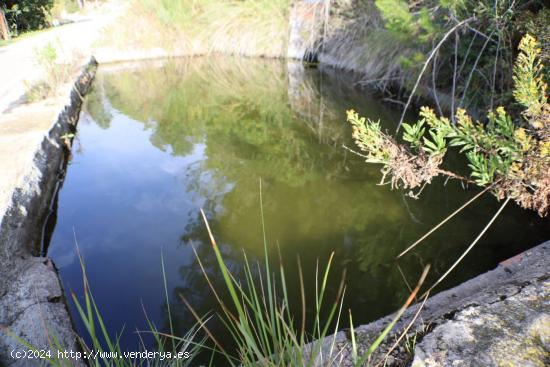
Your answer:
[46,57,550,354]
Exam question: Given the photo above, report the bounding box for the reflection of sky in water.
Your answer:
[49,112,217,349]
[48,104,241,350]
[47,59,550,353]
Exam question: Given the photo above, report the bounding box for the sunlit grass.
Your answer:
[101,0,289,58]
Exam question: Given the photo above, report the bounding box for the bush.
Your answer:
[347,34,550,216]
[372,0,549,112]
[23,42,78,102]
[2,0,54,34]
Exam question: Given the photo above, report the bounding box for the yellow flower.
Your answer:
[456,108,473,127]
[514,128,531,152]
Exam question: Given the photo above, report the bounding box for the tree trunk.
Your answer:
[0,10,10,41]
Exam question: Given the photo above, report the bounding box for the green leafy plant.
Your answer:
[375,0,436,44]
[370,0,548,114]
[402,119,425,149]
[348,34,550,216]
[513,34,548,123]
[2,0,54,35]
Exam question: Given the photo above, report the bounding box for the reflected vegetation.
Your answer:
[48,57,550,351]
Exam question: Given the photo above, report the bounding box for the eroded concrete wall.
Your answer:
[0,59,97,366]
[288,0,327,61]
[304,242,550,366]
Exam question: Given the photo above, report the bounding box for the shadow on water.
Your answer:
[44,56,550,354]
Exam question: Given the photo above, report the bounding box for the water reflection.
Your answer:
[47,57,550,352]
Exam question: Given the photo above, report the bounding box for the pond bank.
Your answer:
[309,241,550,366]
[0,59,97,366]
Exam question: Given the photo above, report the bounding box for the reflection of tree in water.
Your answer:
[84,57,550,346]
[86,58,358,185]
[84,73,113,129]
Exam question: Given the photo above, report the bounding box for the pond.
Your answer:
[45,57,550,354]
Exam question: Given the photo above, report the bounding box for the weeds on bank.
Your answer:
[68,249,207,367]
[403,322,431,357]
[11,240,208,367]
[180,195,430,367]
[345,34,549,304]
[24,41,79,102]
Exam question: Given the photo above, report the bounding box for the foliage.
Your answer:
[513,34,548,122]
[514,7,550,79]
[375,0,436,44]
[2,0,54,35]
[371,0,548,111]
[348,35,550,216]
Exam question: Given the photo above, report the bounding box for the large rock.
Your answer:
[0,258,82,366]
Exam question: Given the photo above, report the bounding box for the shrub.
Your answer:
[23,42,78,102]
[371,0,548,112]
[347,34,550,216]
[2,0,54,34]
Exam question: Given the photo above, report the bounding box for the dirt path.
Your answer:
[0,1,123,223]
[0,1,121,112]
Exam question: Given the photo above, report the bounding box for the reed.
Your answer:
[181,187,430,366]
[28,238,208,367]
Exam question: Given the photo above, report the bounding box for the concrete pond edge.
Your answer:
[305,241,549,366]
[0,58,97,367]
